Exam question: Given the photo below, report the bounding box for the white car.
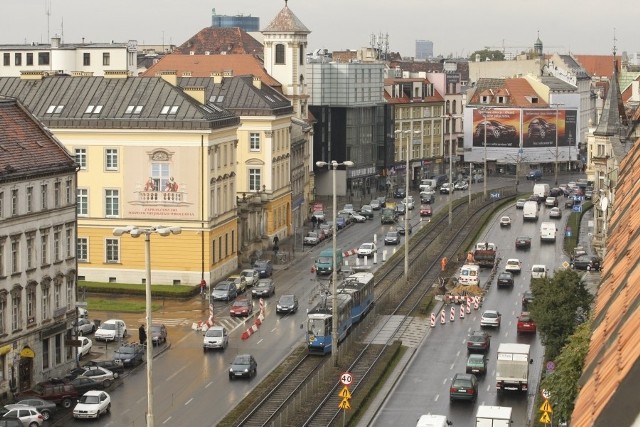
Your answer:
[504,258,522,274]
[499,216,512,227]
[77,366,117,387]
[77,336,92,358]
[94,319,127,342]
[75,318,96,336]
[73,390,111,419]
[350,212,367,223]
[240,269,259,287]
[480,310,502,328]
[402,197,415,210]
[342,204,354,214]
[357,242,377,258]
[1,405,44,426]
[203,326,228,351]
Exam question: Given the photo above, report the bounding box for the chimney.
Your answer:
[158,70,177,86]
[183,86,205,104]
[104,70,130,79]
[223,70,233,78]
[51,36,61,49]
[20,70,45,80]
[252,76,262,90]
[182,71,192,77]
[211,72,223,84]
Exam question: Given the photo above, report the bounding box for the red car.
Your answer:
[229,299,253,317]
[420,205,432,217]
[517,312,537,333]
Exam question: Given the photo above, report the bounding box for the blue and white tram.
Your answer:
[338,272,375,324]
[307,293,353,355]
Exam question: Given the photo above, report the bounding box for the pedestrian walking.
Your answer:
[273,235,280,248]
[199,279,207,295]
[311,215,317,229]
[138,324,147,345]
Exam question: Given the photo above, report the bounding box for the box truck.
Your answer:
[496,343,532,393]
[523,201,539,221]
[475,405,513,427]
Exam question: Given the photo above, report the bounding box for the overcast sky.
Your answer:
[1,0,638,58]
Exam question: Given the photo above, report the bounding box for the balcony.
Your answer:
[135,190,187,205]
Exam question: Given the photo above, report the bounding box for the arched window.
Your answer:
[452,100,457,114]
[445,100,450,114]
[275,44,285,65]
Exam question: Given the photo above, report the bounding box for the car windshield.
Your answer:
[233,355,251,366]
[101,323,116,330]
[279,295,294,304]
[318,256,332,263]
[151,326,162,333]
[387,232,398,238]
[499,273,511,279]
[215,284,229,291]
[483,312,498,318]
[452,377,472,387]
[79,395,100,404]
[205,329,223,337]
[519,313,532,321]
[468,335,484,343]
[468,354,484,363]
[361,244,373,250]
[254,261,269,269]
[116,347,135,354]
[233,301,249,308]
[257,281,271,289]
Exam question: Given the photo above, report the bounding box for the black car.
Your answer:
[113,343,145,367]
[85,359,125,375]
[550,187,564,197]
[497,271,514,287]
[396,223,412,236]
[527,117,557,141]
[449,373,479,402]
[522,291,535,310]
[474,120,517,141]
[229,354,257,380]
[570,255,602,271]
[515,236,531,250]
[150,324,168,346]
[384,231,400,245]
[466,331,490,353]
[393,187,406,198]
[68,377,105,395]
[276,294,299,314]
[253,259,273,278]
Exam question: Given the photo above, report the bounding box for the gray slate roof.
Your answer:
[263,5,310,34]
[594,61,625,137]
[539,76,577,92]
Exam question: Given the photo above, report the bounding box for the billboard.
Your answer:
[523,109,577,148]
[471,109,521,148]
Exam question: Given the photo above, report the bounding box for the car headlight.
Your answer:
[276,305,282,309]
[229,368,234,372]
[244,368,249,372]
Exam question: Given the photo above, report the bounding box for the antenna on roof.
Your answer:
[45,0,51,41]
[612,27,617,57]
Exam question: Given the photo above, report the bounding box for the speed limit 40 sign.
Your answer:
[340,372,354,386]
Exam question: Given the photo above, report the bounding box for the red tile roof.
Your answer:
[573,55,622,79]
[173,27,263,56]
[468,78,548,107]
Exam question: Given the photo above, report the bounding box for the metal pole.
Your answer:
[468,162,472,206]
[144,232,154,427]
[331,162,339,367]
[555,105,559,186]
[404,132,409,281]
[448,117,453,225]
[483,113,488,199]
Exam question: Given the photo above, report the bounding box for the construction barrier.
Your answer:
[460,305,465,319]
[450,307,456,322]
[430,313,436,328]
[440,309,446,324]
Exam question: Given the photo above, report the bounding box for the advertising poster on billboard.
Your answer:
[523,109,577,148]
[124,146,198,220]
[472,109,521,148]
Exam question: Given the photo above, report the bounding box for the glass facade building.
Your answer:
[211,15,259,32]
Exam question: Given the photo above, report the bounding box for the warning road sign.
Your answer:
[338,398,351,410]
[540,411,551,424]
[540,400,553,413]
[338,386,352,399]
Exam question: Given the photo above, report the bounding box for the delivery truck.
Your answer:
[475,405,513,427]
[496,343,532,393]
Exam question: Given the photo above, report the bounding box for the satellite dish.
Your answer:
[600,196,609,211]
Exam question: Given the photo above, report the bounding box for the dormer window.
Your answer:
[497,96,506,104]
[46,105,64,114]
[480,96,490,104]
[160,106,179,114]
[125,105,143,114]
[85,105,103,114]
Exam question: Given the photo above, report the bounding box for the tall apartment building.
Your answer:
[415,40,434,60]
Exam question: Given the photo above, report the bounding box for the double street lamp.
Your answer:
[441,114,461,225]
[550,103,564,185]
[112,225,182,427]
[315,160,354,367]
[478,108,491,199]
[395,129,419,280]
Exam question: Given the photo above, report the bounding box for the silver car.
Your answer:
[203,326,228,351]
[480,310,502,328]
[1,405,44,426]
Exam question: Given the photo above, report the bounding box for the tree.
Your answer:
[529,269,593,360]
[539,318,592,423]
[468,49,505,62]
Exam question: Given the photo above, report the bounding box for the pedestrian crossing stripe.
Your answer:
[540,400,553,413]
[540,411,551,423]
[338,398,351,410]
[138,318,188,327]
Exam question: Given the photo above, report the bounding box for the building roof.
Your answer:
[0,75,238,130]
[574,55,622,79]
[594,60,627,137]
[262,4,310,33]
[539,76,578,92]
[468,78,548,107]
[173,27,263,56]
[142,54,281,89]
[0,97,76,183]
[556,55,591,80]
[571,137,640,427]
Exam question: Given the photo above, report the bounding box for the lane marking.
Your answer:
[184,398,193,405]
[205,381,213,388]
[257,338,263,345]
[163,416,173,424]
[271,327,277,332]
[166,365,187,381]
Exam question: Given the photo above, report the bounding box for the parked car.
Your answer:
[319,223,333,237]
[528,117,556,141]
[517,312,537,334]
[113,343,145,367]
[311,210,325,223]
[419,205,432,217]
[77,337,92,358]
[67,377,106,395]
[229,298,253,317]
[335,215,348,230]
[74,318,96,336]
[252,279,275,298]
[357,242,377,258]
[549,207,562,219]
[497,271,514,287]
[85,360,124,376]
[203,326,228,351]
[515,236,531,250]
[466,354,488,376]
[240,269,260,287]
[369,200,381,210]
[515,198,527,209]
[211,280,238,301]
[341,203,354,214]
[359,205,374,219]
[466,330,490,353]
[276,294,299,314]
[77,366,117,388]
[349,212,367,223]
[449,373,478,402]
[526,169,543,181]
[73,390,111,419]
[570,255,602,271]
[480,310,502,328]
[253,259,273,278]
[228,274,247,294]
[504,258,522,274]
[94,319,127,342]
[13,399,57,422]
[15,380,79,409]
[499,216,511,227]
[229,354,257,380]
[0,405,44,427]
[384,231,400,245]
[150,324,168,346]
[303,231,321,246]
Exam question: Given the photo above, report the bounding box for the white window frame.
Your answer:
[26,187,33,213]
[42,286,50,321]
[105,189,119,217]
[41,233,49,266]
[248,168,262,192]
[41,184,48,210]
[65,228,73,258]
[77,237,88,262]
[77,188,88,216]
[105,238,120,263]
[105,148,119,171]
[250,133,260,151]
[75,148,87,169]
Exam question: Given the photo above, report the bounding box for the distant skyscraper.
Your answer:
[415,40,433,60]
[211,8,259,32]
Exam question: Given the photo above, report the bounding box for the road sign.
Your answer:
[490,192,501,199]
[340,372,353,386]
[540,399,553,413]
[338,386,352,399]
[542,389,551,399]
[540,411,551,424]
[338,399,351,410]
[546,361,556,372]
[572,204,582,213]
[562,261,570,269]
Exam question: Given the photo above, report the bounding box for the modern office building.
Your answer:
[415,40,433,60]
[211,9,259,32]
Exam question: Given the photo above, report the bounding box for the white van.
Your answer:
[523,201,539,221]
[531,264,548,279]
[419,179,437,192]
[416,414,452,427]
[458,264,480,286]
[540,222,557,242]
[533,183,550,201]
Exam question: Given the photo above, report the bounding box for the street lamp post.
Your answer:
[395,129,419,281]
[315,160,354,367]
[478,109,490,199]
[550,103,563,186]
[112,225,182,427]
[441,114,460,224]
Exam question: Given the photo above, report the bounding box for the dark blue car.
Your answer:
[336,216,347,229]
